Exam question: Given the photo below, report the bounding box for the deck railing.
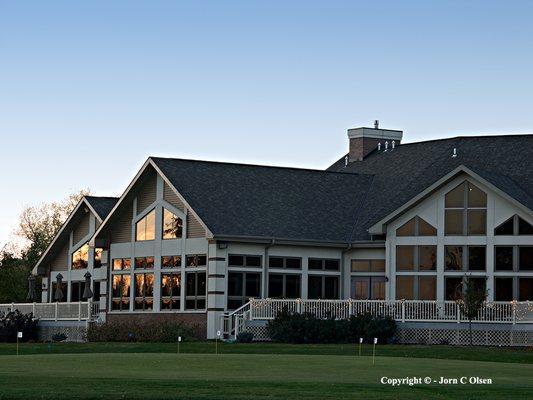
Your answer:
[0,301,100,321]
[246,299,533,324]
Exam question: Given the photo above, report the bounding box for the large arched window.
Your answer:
[444,182,486,235]
[136,209,155,241]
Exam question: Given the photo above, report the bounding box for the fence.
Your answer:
[0,301,100,321]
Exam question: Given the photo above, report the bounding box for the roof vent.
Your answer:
[384,141,389,151]
[452,148,457,158]
[374,120,379,129]
[344,155,349,167]
[392,140,396,150]
[377,142,381,151]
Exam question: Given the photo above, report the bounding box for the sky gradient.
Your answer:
[1,0,533,247]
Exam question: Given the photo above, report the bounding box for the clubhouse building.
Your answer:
[30,124,533,341]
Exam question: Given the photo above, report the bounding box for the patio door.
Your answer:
[351,276,386,300]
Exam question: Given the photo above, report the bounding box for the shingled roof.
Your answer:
[151,157,373,243]
[328,134,533,240]
[152,135,532,244]
[85,196,119,220]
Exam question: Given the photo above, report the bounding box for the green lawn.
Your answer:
[0,343,531,399]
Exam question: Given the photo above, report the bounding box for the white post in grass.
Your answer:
[216,330,221,355]
[372,338,377,365]
[359,337,363,357]
[177,336,182,354]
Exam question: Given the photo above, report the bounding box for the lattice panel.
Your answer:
[398,328,533,346]
[242,324,271,341]
[39,325,87,342]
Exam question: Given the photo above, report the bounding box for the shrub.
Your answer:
[236,332,254,343]
[267,308,396,344]
[0,311,39,342]
[86,320,201,342]
[51,332,68,342]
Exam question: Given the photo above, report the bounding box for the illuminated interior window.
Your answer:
[134,273,154,310]
[161,273,181,310]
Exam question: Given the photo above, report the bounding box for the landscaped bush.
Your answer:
[267,308,396,344]
[86,320,202,342]
[51,332,68,342]
[0,311,39,342]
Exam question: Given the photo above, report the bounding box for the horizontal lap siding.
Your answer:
[111,202,133,243]
[72,212,90,245]
[50,241,69,271]
[137,171,157,215]
[187,213,206,238]
[163,182,185,211]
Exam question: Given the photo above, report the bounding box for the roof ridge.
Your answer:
[151,156,373,177]
[398,133,533,147]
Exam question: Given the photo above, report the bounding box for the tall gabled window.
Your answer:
[136,209,155,241]
[445,182,487,235]
[162,208,183,239]
[396,216,437,236]
[72,243,89,269]
[495,215,533,236]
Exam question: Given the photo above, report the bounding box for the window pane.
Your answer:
[351,260,370,272]
[308,259,323,270]
[135,257,146,269]
[495,217,514,235]
[186,273,196,295]
[371,260,385,272]
[123,259,131,270]
[396,218,415,236]
[519,247,533,271]
[162,208,182,239]
[228,255,244,267]
[445,183,465,208]
[197,273,206,295]
[495,247,513,271]
[72,244,89,270]
[396,246,414,271]
[136,218,145,241]
[396,276,414,300]
[418,218,437,236]
[324,259,340,271]
[122,276,131,297]
[445,277,462,300]
[495,278,513,301]
[285,275,301,298]
[136,210,155,241]
[268,274,283,297]
[519,278,533,301]
[285,258,301,269]
[228,272,243,296]
[468,210,486,235]
[308,276,322,299]
[113,259,123,271]
[246,256,261,267]
[445,210,463,235]
[71,282,81,302]
[94,248,103,268]
[161,274,172,297]
[445,246,463,271]
[324,276,339,299]
[467,183,487,207]
[418,246,437,271]
[371,278,386,300]
[467,278,486,298]
[245,273,261,298]
[518,217,533,235]
[468,246,486,271]
[418,276,436,300]
[351,278,369,300]
[269,257,283,269]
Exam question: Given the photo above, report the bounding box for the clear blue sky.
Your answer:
[1,0,533,246]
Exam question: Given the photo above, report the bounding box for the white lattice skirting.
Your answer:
[242,321,533,346]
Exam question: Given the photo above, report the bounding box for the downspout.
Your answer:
[341,243,353,299]
[263,239,275,298]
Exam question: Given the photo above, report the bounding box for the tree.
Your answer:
[0,189,89,304]
[16,189,90,267]
[455,278,487,346]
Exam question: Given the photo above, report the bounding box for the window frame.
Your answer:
[162,207,183,240]
[135,209,156,242]
[308,275,340,299]
[161,272,181,311]
[267,273,301,298]
[227,271,261,310]
[444,181,487,236]
[185,271,206,310]
[308,258,340,271]
[228,254,262,269]
[133,272,154,311]
[268,256,302,270]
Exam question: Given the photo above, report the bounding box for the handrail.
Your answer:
[0,301,100,321]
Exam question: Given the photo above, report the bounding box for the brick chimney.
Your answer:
[348,122,403,162]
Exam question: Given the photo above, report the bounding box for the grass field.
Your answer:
[0,343,531,399]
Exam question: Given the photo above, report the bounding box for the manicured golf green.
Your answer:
[0,351,531,399]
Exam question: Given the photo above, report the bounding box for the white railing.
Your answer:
[244,299,533,325]
[0,301,100,321]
